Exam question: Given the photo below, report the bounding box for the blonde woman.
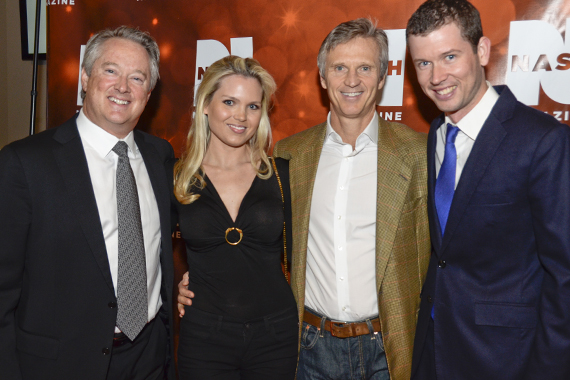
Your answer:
[173,56,297,379]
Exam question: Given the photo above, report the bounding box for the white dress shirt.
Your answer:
[76,109,163,329]
[305,112,379,322]
[436,83,500,188]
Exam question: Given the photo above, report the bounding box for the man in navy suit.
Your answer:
[0,27,175,380]
[406,0,570,379]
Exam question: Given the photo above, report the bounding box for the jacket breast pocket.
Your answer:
[401,196,426,214]
[16,326,59,360]
[475,302,537,329]
[469,191,519,206]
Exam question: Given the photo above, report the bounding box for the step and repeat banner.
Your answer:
[46,0,570,353]
[46,0,570,154]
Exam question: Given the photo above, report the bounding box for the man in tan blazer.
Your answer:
[271,18,430,380]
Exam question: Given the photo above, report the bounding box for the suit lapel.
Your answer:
[134,132,169,235]
[134,132,173,288]
[440,113,507,254]
[52,119,115,292]
[288,124,326,307]
[428,116,444,254]
[375,118,413,290]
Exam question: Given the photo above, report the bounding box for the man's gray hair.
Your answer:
[317,18,388,79]
[80,26,160,99]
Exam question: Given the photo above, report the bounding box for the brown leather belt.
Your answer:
[112,331,130,347]
[303,309,381,338]
[112,319,153,347]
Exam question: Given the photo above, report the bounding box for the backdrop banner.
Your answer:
[46,0,570,356]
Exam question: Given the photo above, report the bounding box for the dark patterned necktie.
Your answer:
[112,141,147,340]
[435,124,460,236]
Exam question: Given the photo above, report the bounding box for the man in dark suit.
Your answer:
[0,26,175,380]
[406,1,570,379]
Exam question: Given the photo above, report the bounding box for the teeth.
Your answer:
[109,97,129,105]
[436,86,456,95]
[229,124,245,131]
[342,92,363,97]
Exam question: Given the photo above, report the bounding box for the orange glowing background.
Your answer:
[47,0,570,155]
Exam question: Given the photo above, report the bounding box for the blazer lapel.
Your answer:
[428,116,444,254]
[52,119,115,293]
[440,114,507,254]
[134,132,173,287]
[288,124,326,307]
[134,132,169,236]
[375,118,413,290]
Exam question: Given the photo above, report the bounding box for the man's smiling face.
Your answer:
[81,37,152,138]
[320,37,385,128]
[408,22,490,124]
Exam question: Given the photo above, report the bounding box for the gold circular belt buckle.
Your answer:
[225,227,243,245]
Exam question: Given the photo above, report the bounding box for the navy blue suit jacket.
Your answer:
[0,116,175,380]
[411,86,570,380]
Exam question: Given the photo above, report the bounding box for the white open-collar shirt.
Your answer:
[436,83,499,187]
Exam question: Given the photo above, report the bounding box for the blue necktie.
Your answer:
[435,124,459,236]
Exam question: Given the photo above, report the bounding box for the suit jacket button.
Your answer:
[108,302,117,308]
[438,260,446,268]
[102,348,110,355]
[427,296,433,303]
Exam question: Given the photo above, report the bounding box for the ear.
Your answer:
[146,91,152,103]
[377,74,386,91]
[320,75,327,90]
[203,103,209,116]
[80,68,89,93]
[477,36,491,67]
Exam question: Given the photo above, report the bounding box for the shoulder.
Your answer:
[1,117,76,162]
[273,122,326,158]
[272,156,289,175]
[379,118,428,162]
[134,130,175,159]
[495,86,565,136]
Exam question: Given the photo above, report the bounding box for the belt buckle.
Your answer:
[330,320,349,337]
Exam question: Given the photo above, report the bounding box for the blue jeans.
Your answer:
[297,308,389,380]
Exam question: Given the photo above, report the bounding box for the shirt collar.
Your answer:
[444,81,499,141]
[325,111,379,148]
[76,108,138,158]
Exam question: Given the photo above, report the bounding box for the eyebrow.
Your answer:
[220,95,262,104]
[440,49,461,57]
[101,61,148,78]
[328,61,376,67]
[413,49,462,63]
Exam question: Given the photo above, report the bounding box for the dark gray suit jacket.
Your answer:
[0,116,175,380]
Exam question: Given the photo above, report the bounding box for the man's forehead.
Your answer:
[420,21,463,40]
[99,38,147,58]
[95,38,151,70]
[327,38,380,62]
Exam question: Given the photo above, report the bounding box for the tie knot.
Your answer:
[112,141,129,158]
[446,123,460,144]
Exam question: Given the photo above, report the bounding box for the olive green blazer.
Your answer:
[273,117,430,380]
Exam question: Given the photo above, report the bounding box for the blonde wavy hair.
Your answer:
[174,56,277,204]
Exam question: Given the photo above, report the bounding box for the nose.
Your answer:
[344,68,360,87]
[114,75,129,93]
[430,64,447,86]
[234,106,247,122]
